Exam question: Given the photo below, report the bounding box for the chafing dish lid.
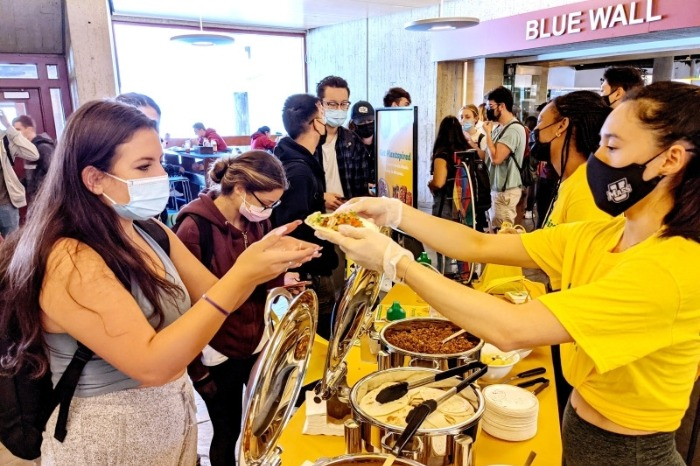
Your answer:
[319,266,383,395]
[239,289,318,466]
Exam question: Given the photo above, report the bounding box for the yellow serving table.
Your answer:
[281,280,562,465]
[284,349,561,463]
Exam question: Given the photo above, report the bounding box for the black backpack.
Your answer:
[0,219,170,460]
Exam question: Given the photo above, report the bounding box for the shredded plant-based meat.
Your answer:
[385,322,479,354]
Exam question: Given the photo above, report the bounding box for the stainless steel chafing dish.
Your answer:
[348,367,484,466]
[377,317,483,371]
[239,288,318,466]
[313,266,384,418]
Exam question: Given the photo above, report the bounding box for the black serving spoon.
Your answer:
[376,360,483,404]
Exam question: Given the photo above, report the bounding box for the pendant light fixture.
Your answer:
[405,0,479,32]
[170,13,234,46]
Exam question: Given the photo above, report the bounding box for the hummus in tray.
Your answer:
[305,211,378,233]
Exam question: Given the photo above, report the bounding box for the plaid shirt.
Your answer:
[315,126,372,199]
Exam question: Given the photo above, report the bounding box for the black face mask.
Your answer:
[529,120,562,163]
[602,88,620,107]
[355,123,374,139]
[486,106,500,122]
[586,151,665,217]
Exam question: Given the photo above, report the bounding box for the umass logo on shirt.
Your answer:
[606,178,633,203]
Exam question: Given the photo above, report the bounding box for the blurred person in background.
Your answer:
[600,66,644,109]
[193,122,227,151]
[383,87,412,107]
[0,109,38,236]
[250,126,277,152]
[12,115,55,203]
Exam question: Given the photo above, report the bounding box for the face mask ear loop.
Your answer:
[102,192,118,205]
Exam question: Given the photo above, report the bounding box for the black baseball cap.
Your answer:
[350,101,375,124]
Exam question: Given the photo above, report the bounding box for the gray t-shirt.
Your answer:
[487,118,526,192]
[45,225,191,397]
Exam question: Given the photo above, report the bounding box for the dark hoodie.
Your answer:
[272,136,338,276]
[175,191,283,379]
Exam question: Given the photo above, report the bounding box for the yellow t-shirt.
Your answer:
[544,163,611,290]
[521,217,700,431]
[544,162,611,229]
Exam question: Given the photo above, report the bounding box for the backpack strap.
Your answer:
[174,213,213,271]
[496,121,525,192]
[51,343,93,442]
[3,136,12,166]
[134,219,170,256]
[49,219,170,442]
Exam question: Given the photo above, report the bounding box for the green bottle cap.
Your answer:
[417,252,432,266]
[386,301,406,321]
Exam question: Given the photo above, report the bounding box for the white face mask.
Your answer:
[102,173,170,221]
[238,193,273,222]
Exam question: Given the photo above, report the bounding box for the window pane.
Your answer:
[47,64,59,79]
[113,23,305,140]
[0,103,27,122]
[50,88,66,135]
[0,63,38,79]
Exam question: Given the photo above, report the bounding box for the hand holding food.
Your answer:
[314,223,412,282]
[305,210,378,233]
[335,196,403,228]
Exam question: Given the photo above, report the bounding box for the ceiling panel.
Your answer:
[111,0,440,31]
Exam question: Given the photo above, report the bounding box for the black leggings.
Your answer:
[201,355,258,466]
[562,401,685,466]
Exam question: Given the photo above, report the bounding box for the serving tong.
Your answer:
[376,360,483,404]
[389,362,488,458]
[517,376,550,396]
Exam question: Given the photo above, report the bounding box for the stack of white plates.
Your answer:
[481,384,539,441]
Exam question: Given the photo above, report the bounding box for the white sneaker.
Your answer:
[170,188,183,197]
[524,211,533,219]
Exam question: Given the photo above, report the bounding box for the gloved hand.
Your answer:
[315,225,413,282]
[335,197,403,229]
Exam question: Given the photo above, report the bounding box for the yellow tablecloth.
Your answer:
[284,343,561,465]
[283,281,561,465]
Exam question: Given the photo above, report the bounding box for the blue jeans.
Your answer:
[0,203,19,237]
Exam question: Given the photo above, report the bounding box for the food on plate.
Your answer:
[384,321,479,354]
[305,211,378,233]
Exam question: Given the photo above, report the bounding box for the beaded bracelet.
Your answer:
[201,294,231,317]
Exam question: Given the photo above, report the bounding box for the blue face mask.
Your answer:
[462,122,474,132]
[325,109,347,128]
[102,173,170,221]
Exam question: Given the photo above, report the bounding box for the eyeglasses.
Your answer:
[251,191,282,211]
[323,100,351,110]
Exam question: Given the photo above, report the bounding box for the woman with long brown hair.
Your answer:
[0,100,319,464]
